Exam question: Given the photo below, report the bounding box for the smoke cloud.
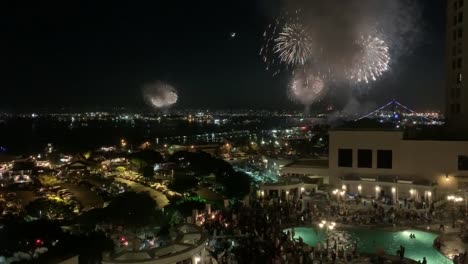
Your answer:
[280,0,422,80]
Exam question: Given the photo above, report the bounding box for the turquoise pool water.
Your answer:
[284,227,451,263]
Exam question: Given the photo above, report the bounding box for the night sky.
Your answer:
[1,0,446,111]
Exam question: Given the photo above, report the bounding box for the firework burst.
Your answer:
[288,70,326,106]
[273,22,313,66]
[259,10,306,75]
[348,35,390,83]
[143,81,178,109]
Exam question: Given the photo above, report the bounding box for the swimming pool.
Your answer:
[284,227,451,263]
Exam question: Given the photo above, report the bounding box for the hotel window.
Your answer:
[455,15,458,25]
[377,150,392,169]
[453,60,457,69]
[456,88,461,98]
[451,104,456,113]
[459,28,463,38]
[454,30,457,40]
[456,1,459,10]
[458,72,463,83]
[358,149,372,168]
[458,57,463,68]
[459,13,464,23]
[459,155,468,170]
[456,104,461,113]
[453,46,457,57]
[338,149,353,168]
[461,0,464,8]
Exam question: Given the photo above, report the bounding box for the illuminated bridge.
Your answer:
[354,99,441,126]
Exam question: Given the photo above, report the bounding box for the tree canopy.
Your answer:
[25,198,75,220]
[104,192,162,229]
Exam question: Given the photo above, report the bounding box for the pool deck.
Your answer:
[282,224,424,264]
[284,222,462,262]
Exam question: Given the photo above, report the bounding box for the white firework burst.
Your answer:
[274,23,313,66]
[143,81,178,109]
[288,70,326,106]
[348,35,390,83]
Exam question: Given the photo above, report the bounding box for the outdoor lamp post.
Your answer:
[318,220,336,248]
[447,195,464,227]
[391,187,397,204]
[332,189,340,201]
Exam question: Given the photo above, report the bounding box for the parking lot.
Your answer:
[60,183,104,211]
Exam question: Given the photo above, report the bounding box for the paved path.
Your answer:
[113,177,169,208]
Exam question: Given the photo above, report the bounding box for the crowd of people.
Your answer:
[334,197,436,226]
[195,190,457,263]
[200,194,375,263]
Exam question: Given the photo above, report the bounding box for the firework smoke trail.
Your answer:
[348,35,390,84]
[274,22,312,66]
[142,81,178,109]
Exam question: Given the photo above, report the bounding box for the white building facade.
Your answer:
[329,129,468,202]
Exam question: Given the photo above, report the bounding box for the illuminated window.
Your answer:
[458,72,463,83]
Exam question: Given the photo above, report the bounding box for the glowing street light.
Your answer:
[318,220,337,236]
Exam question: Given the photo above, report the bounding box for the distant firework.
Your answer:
[288,70,326,106]
[259,10,303,75]
[273,22,312,66]
[348,35,390,83]
[143,81,178,109]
